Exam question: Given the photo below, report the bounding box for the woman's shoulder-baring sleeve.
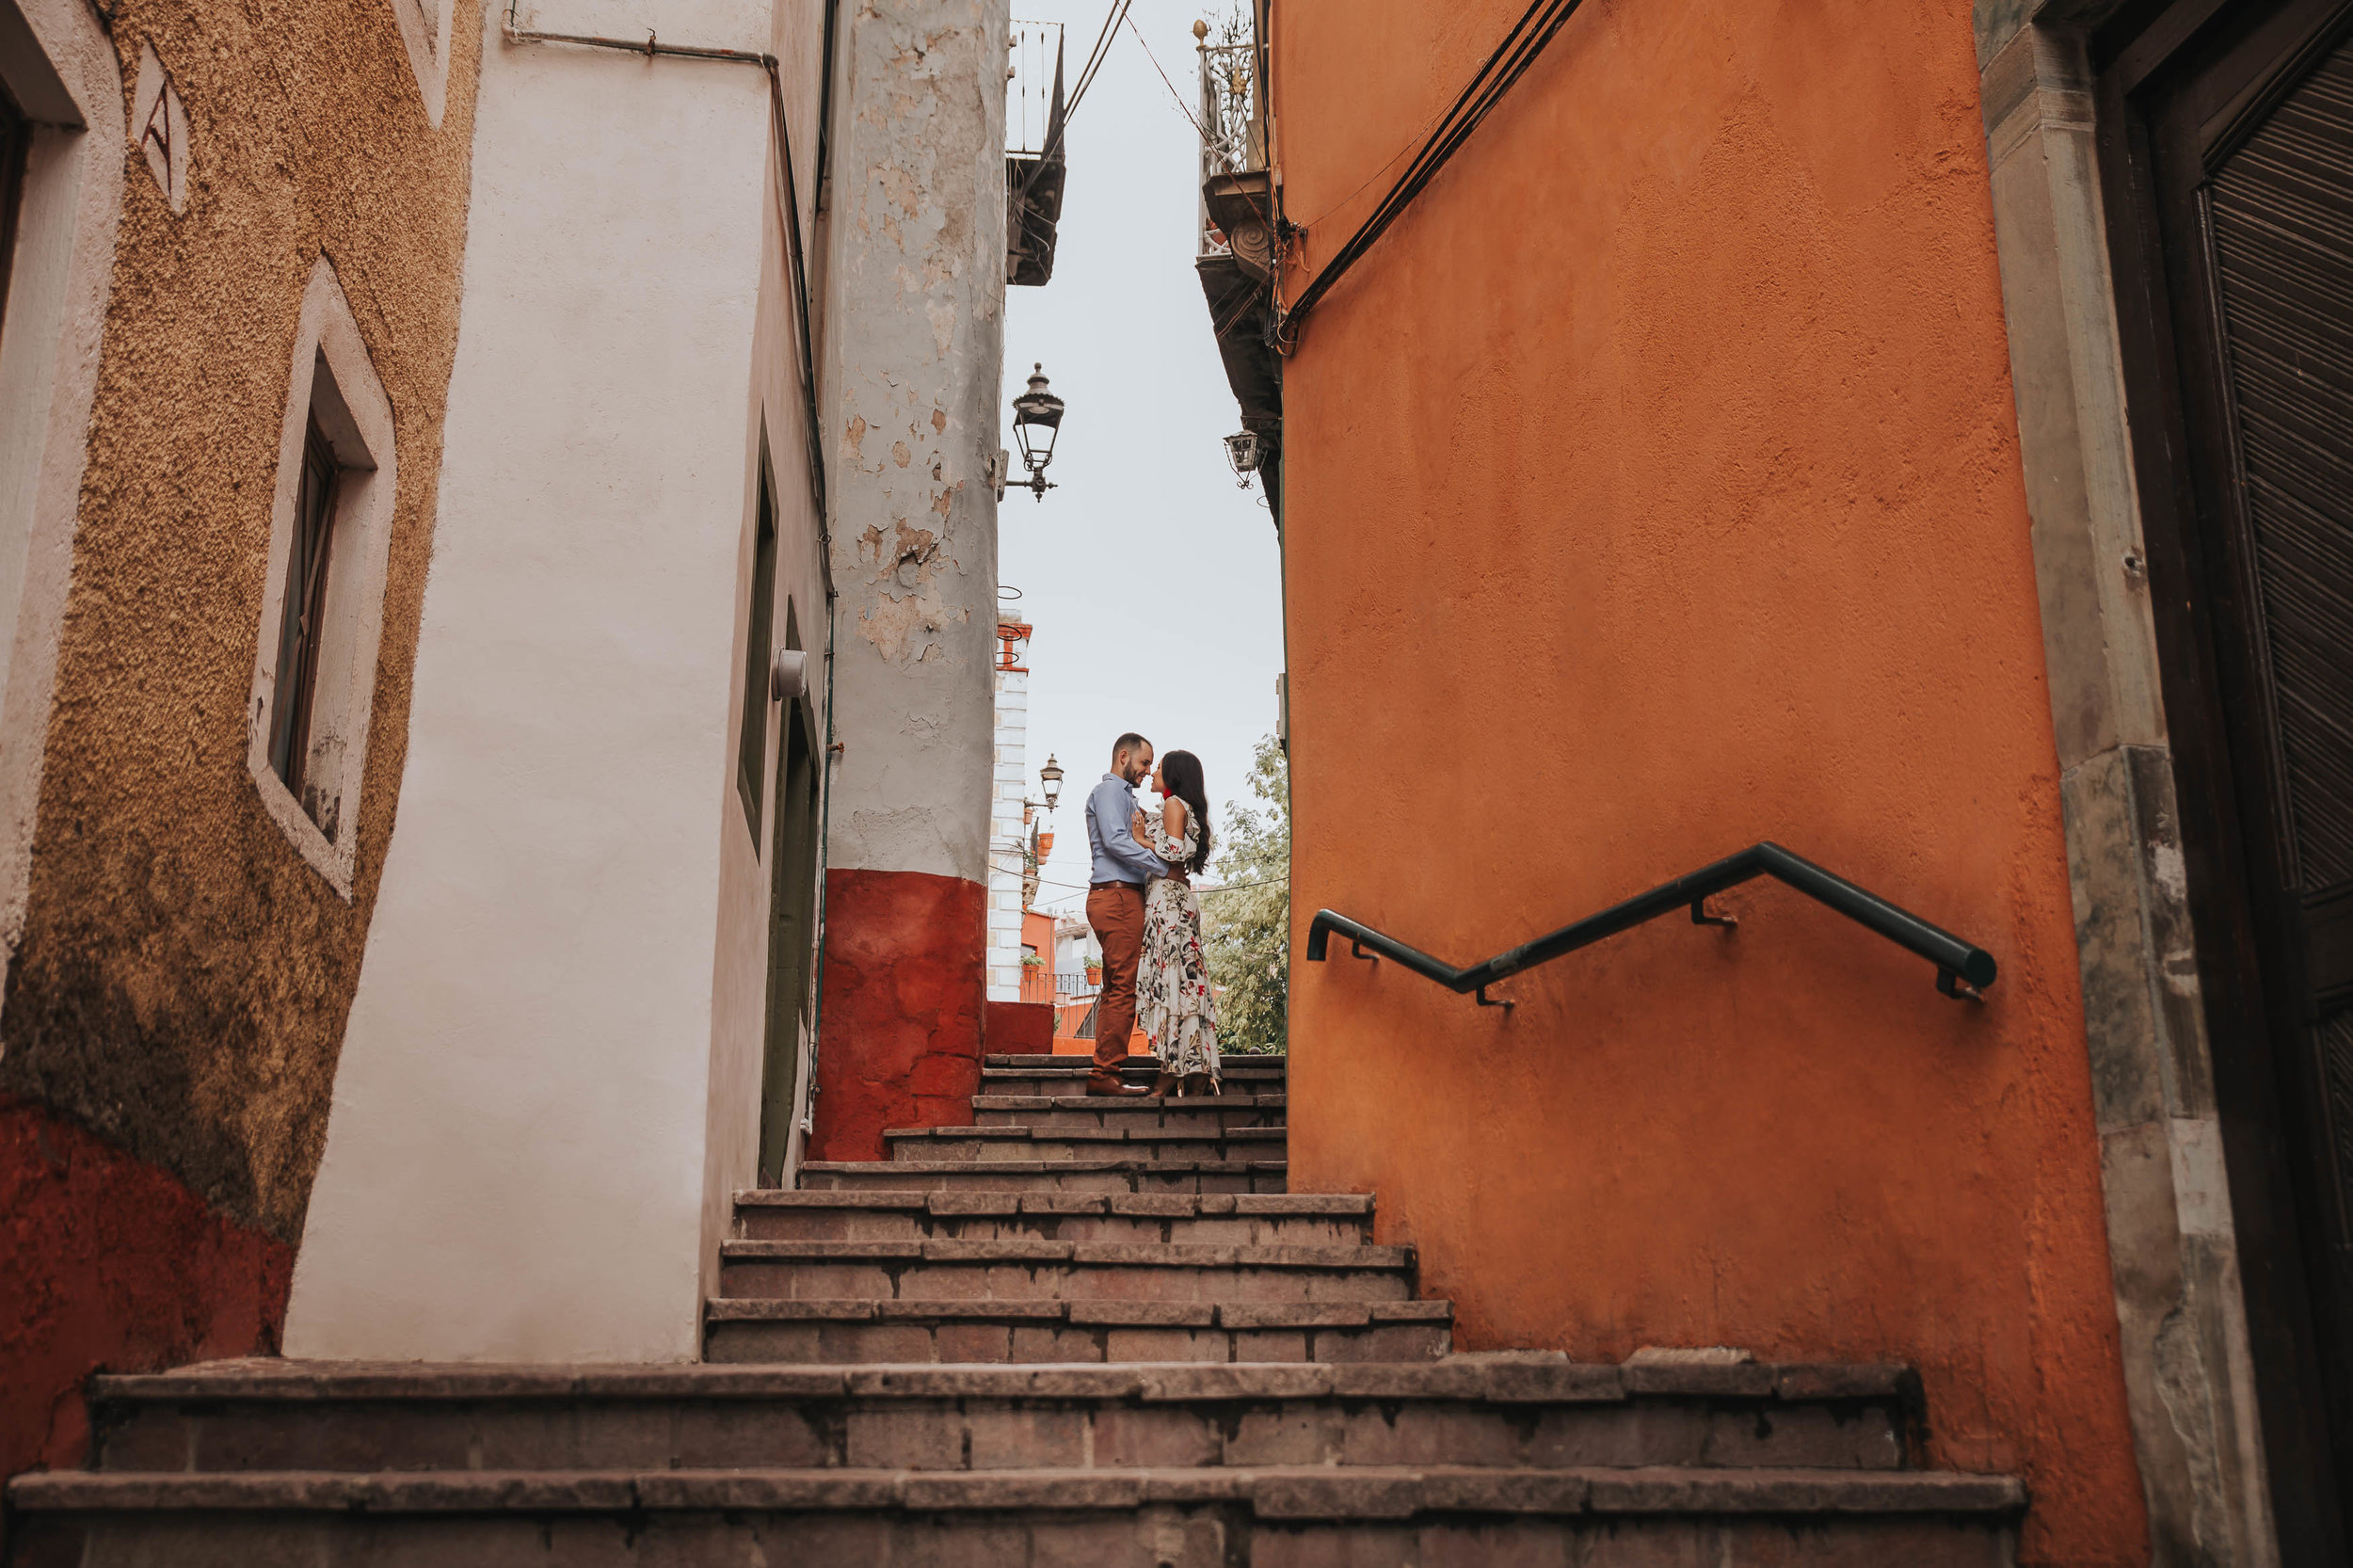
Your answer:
[1141,812,1196,861]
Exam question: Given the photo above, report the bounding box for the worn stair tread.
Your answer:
[703,1298,1453,1327]
[718,1239,1410,1269]
[8,1464,2025,1518]
[88,1357,1913,1406]
[984,1055,1286,1071]
[802,1159,1288,1176]
[970,1094,1286,1111]
[888,1125,1289,1140]
[979,1073,1287,1089]
[732,1191,1365,1216]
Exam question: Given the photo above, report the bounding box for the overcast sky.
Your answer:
[997,3,1282,916]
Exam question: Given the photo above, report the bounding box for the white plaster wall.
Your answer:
[820,0,1007,885]
[287,7,781,1362]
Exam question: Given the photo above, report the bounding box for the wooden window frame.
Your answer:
[268,417,341,804]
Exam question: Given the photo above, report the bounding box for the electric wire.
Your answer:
[1063,0,1132,121]
[1124,9,1212,142]
[1279,0,1588,342]
[984,845,1280,900]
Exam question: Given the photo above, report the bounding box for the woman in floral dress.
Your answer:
[1131,749,1220,1096]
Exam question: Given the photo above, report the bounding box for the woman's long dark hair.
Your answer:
[1160,750,1212,876]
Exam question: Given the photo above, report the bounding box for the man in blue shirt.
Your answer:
[1082,732,1161,1095]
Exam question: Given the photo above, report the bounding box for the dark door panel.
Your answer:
[2104,0,2353,1549]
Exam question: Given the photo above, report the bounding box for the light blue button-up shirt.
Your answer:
[1085,773,1165,887]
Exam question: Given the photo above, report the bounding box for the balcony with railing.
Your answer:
[1195,27,1266,262]
[1193,11,1282,518]
[1007,19,1066,287]
[1020,968,1102,1007]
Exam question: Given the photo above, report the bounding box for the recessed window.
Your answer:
[267,414,342,817]
[0,81,29,334]
[0,0,134,1002]
[245,257,398,897]
[738,453,777,841]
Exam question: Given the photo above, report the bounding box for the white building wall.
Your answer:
[286,1,819,1363]
[985,631,1029,1001]
[1053,914,1098,982]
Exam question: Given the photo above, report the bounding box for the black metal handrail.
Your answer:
[1306,841,1997,1007]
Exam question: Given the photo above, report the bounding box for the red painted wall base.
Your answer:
[985,1000,1055,1055]
[812,869,986,1160]
[2,1094,291,1484]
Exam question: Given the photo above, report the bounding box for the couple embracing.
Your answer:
[1080,733,1220,1099]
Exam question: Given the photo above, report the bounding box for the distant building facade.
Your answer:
[986,619,1033,1004]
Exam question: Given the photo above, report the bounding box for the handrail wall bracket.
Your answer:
[1305,841,1996,1009]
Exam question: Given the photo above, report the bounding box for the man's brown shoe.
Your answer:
[1086,1075,1149,1097]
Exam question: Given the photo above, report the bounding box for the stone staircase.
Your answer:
[6,1052,2025,1564]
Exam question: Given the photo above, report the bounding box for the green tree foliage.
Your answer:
[1205,735,1288,1052]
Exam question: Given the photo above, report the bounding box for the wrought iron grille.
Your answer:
[1008,20,1065,157]
[1196,26,1261,259]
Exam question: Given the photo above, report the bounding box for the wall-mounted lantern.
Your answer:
[1010,363,1065,502]
[1038,753,1064,811]
[1223,429,1261,488]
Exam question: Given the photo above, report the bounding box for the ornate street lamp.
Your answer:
[1010,363,1065,502]
[1038,753,1064,811]
[1223,429,1261,488]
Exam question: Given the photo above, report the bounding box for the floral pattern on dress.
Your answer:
[1138,808,1219,1087]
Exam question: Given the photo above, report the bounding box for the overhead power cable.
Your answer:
[1279,0,1588,343]
[1124,10,1211,142]
[1063,0,1132,123]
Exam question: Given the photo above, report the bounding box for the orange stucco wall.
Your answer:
[1273,1,2146,1562]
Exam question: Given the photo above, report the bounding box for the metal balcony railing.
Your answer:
[1019,969,1103,1005]
[1008,21,1065,158]
[1196,32,1262,259]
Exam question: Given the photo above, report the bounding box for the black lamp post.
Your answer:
[1010,363,1065,502]
[1038,754,1064,811]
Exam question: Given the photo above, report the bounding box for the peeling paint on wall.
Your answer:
[819,0,1006,883]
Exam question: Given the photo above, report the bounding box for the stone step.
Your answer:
[982,1073,1288,1099]
[797,1158,1288,1194]
[701,1297,1455,1364]
[714,1239,1415,1306]
[971,1093,1286,1133]
[733,1190,1373,1245]
[8,1465,2024,1567]
[984,1053,1287,1073]
[76,1360,1923,1478]
[886,1125,1289,1163]
[979,1059,1286,1098]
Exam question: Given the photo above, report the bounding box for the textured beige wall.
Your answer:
[0,0,481,1242]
